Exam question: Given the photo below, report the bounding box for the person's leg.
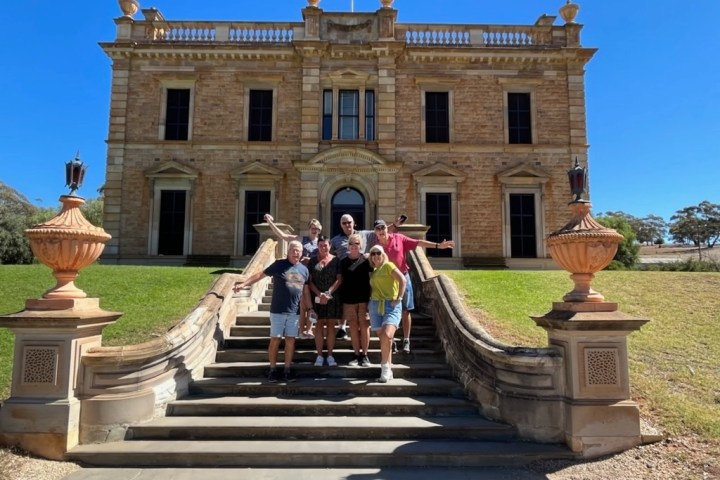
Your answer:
[326,319,338,365]
[401,272,415,353]
[359,304,370,359]
[345,304,361,356]
[268,337,282,366]
[283,313,299,369]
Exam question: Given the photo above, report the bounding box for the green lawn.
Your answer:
[1,265,719,443]
[0,264,219,399]
[443,270,720,440]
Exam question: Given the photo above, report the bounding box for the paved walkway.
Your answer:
[63,467,546,480]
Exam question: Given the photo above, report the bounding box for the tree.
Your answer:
[669,201,720,248]
[639,214,667,245]
[0,182,36,264]
[595,214,639,269]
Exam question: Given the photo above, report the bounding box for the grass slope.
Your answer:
[443,270,720,440]
[0,264,219,399]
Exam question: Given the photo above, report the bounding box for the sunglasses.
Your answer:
[375,225,386,230]
[370,252,382,256]
[348,242,360,246]
[342,221,352,225]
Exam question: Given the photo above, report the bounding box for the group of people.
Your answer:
[233,213,454,384]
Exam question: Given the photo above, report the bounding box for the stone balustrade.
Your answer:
[116,17,570,48]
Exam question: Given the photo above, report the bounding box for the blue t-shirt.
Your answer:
[301,235,319,260]
[263,259,309,315]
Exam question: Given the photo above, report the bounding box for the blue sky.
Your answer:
[1,0,718,223]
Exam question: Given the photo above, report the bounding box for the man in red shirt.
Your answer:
[369,219,454,353]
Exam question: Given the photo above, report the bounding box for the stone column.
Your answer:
[532,302,648,457]
[0,299,121,460]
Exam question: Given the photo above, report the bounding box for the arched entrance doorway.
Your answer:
[330,187,365,237]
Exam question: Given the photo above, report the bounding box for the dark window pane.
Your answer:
[426,92,449,143]
[425,193,452,258]
[338,90,359,140]
[322,90,333,140]
[158,190,186,255]
[244,191,271,255]
[365,90,375,141]
[508,92,532,144]
[248,90,273,141]
[165,89,190,141]
[331,187,365,236]
[509,193,536,257]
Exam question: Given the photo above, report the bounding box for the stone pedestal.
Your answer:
[395,223,430,240]
[253,223,294,259]
[532,301,649,457]
[0,298,121,459]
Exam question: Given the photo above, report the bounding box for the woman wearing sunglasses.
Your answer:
[367,244,406,383]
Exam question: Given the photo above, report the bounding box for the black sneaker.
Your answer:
[267,368,279,383]
[283,369,296,383]
[391,339,398,354]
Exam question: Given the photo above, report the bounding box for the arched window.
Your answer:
[330,187,365,237]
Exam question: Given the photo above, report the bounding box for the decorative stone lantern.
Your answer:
[0,154,120,459]
[25,153,112,300]
[546,158,623,302]
[532,157,649,457]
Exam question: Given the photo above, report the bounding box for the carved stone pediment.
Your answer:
[145,160,199,179]
[497,162,550,185]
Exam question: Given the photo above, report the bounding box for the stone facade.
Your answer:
[100,1,595,267]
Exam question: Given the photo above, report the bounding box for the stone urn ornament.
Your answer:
[559,0,579,24]
[307,0,320,8]
[546,158,623,302]
[380,0,395,8]
[24,154,112,299]
[118,0,140,18]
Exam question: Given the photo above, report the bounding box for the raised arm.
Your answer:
[417,238,455,250]
[264,213,300,242]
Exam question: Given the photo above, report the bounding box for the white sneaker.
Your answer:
[378,363,393,383]
[327,355,338,367]
[314,355,324,367]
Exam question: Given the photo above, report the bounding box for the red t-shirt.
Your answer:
[381,233,420,274]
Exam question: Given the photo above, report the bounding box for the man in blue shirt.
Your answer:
[234,240,309,383]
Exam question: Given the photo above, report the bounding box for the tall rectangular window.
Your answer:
[425,193,453,258]
[244,191,271,255]
[322,90,333,141]
[425,92,449,143]
[508,92,532,144]
[338,90,359,140]
[157,190,186,255]
[509,193,537,257]
[365,90,375,141]
[248,90,273,141]
[165,89,190,141]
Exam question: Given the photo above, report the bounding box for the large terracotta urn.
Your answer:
[547,201,623,302]
[25,195,111,299]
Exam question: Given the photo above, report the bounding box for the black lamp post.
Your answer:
[567,157,588,203]
[65,152,87,196]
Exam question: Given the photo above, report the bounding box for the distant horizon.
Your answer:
[1,0,718,224]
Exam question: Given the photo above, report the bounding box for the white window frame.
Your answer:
[148,178,194,256]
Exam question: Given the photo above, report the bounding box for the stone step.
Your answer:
[166,395,482,417]
[215,348,445,364]
[127,415,516,441]
[230,324,438,336]
[67,439,575,468]
[189,377,467,397]
[61,466,556,480]
[223,336,442,350]
[203,362,453,379]
[234,312,435,326]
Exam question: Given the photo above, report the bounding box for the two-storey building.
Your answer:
[100,0,594,267]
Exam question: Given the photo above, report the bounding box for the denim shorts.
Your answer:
[269,313,299,338]
[402,271,415,312]
[368,300,402,330]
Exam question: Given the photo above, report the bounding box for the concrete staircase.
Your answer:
[67,289,574,469]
